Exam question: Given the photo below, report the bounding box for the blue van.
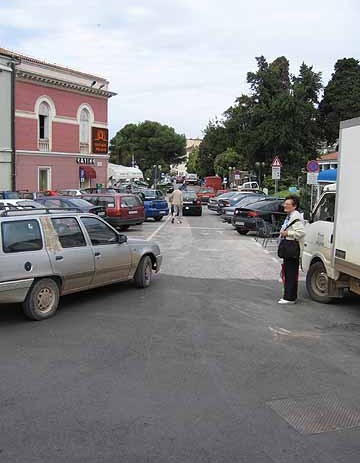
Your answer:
[138,189,169,221]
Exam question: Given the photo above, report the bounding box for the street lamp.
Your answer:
[153,164,162,189]
[228,166,235,188]
[255,161,265,187]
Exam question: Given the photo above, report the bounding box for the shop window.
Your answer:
[38,167,51,191]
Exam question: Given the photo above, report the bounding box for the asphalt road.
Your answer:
[1,207,360,462]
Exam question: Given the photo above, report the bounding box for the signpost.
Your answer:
[306,159,320,210]
[271,156,282,194]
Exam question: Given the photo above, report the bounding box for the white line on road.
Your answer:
[146,216,171,241]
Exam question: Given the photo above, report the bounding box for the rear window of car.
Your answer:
[1,219,43,253]
[97,196,116,208]
[251,200,283,211]
[121,196,142,207]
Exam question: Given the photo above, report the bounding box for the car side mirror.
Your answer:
[118,234,128,244]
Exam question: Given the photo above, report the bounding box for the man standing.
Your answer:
[169,188,183,224]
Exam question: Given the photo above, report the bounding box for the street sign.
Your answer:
[307,160,320,173]
[234,174,240,180]
[271,156,282,168]
[272,166,281,180]
[307,172,319,185]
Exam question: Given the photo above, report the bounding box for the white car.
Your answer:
[0,199,45,210]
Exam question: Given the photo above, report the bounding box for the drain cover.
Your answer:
[267,393,360,434]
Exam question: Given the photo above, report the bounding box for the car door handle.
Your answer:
[95,252,101,257]
[55,256,64,261]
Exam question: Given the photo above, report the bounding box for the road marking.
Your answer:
[146,216,171,241]
[272,257,280,264]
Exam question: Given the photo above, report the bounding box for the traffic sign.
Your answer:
[271,156,282,168]
[307,160,320,173]
[272,166,281,180]
[307,172,319,185]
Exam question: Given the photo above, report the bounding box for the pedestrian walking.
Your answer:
[169,188,183,224]
[277,195,305,304]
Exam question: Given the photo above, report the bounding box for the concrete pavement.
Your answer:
[0,208,360,462]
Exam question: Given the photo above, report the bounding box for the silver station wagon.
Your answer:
[0,210,162,320]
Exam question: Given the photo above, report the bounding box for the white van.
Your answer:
[303,116,360,302]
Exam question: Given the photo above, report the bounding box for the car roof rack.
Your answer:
[0,207,81,217]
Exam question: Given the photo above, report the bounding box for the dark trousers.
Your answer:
[283,257,299,301]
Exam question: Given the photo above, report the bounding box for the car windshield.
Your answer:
[183,192,197,200]
[200,188,214,193]
[235,196,265,208]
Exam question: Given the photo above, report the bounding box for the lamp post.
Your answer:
[228,166,235,188]
[255,161,265,188]
[153,164,161,189]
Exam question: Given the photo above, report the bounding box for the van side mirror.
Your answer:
[118,234,128,244]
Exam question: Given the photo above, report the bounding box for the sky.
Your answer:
[0,0,359,139]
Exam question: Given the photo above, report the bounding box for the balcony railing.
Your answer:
[80,142,90,154]
[39,139,50,152]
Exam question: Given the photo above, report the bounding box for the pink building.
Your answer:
[1,47,116,192]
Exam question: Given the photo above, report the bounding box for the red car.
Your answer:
[82,193,145,231]
[196,187,216,203]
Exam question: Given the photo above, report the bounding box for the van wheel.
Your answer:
[154,216,163,221]
[134,256,153,288]
[306,262,331,303]
[22,278,60,320]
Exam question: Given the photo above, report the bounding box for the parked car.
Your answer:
[232,198,286,235]
[0,209,162,320]
[82,193,145,231]
[36,196,106,217]
[218,191,265,216]
[175,175,185,184]
[208,191,238,214]
[0,199,45,210]
[138,189,169,221]
[57,189,84,197]
[221,196,267,223]
[0,191,20,199]
[185,173,198,185]
[81,187,118,194]
[182,191,202,216]
[197,187,216,203]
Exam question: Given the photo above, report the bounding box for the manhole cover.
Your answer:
[267,393,360,434]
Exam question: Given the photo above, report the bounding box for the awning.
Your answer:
[317,168,337,183]
[80,166,96,179]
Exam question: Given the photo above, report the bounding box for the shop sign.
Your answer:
[76,157,95,165]
[92,127,109,154]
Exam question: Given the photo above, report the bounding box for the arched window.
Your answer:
[80,108,90,153]
[39,102,50,140]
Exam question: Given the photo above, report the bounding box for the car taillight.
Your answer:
[247,211,259,217]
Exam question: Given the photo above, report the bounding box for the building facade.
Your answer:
[317,152,338,171]
[0,47,116,192]
[172,138,202,176]
[0,52,13,190]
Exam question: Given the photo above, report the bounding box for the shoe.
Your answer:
[278,298,297,305]
[171,218,174,224]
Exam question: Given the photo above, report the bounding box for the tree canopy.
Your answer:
[319,58,360,145]
[110,120,186,172]
[198,56,323,178]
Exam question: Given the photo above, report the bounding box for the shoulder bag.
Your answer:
[277,219,300,259]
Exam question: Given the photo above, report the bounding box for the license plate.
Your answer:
[129,210,138,215]
[160,211,167,214]
[237,221,244,226]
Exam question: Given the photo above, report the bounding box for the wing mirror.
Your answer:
[118,234,128,244]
